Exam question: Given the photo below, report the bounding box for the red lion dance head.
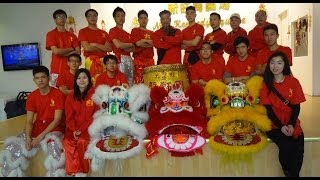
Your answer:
[145,83,209,158]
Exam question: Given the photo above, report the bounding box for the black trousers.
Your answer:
[266,129,304,177]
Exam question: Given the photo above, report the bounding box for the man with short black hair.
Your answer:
[130,9,154,84]
[78,8,112,86]
[181,6,204,73]
[46,9,80,87]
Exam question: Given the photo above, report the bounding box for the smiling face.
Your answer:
[76,72,89,90]
[269,55,285,76]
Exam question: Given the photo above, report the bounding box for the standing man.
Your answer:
[109,7,135,86]
[256,23,292,75]
[152,10,183,65]
[204,12,227,58]
[78,9,112,86]
[181,6,204,74]
[46,9,80,87]
[224,13,247,57]
[247,9,270,57]
[130,10,154,84]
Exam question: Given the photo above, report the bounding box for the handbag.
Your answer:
[4,91,31,119]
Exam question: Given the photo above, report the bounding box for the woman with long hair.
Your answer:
[63,68,97,177]
[260,51,305,177]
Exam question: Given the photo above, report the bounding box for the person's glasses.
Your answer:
[201,47,211,51]
[56,15,66,19]
[69,60,80,63]
[87,14,98,18]
[106,62,117,65]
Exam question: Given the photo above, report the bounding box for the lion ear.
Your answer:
[92,85,111,106]
[150,86,167,104]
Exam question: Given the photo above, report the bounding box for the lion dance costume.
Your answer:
[0,131,65,177]
[204,76,271,173]
[85,84,151,174]
[145,83,209,158]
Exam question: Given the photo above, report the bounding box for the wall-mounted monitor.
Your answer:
[1,42,41,71]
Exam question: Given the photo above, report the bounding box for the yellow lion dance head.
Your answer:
[204,76,271,173]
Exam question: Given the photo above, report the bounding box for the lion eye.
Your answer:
[124,102,129,110]
[101,102,108,109]
[139,104,147,111]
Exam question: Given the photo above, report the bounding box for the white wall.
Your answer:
[264,3,315,95]
[312,3,320,96]
[0,3,318,96]
[0,3,90,96]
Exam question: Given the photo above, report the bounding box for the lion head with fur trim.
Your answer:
[145,83,209,158]
[85,84,151,172]
[204,76,271,156]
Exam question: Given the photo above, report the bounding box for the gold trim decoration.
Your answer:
[308,8,312,32]
[143,64,190,92]
[259,3,266,12]
[204,76,271,174]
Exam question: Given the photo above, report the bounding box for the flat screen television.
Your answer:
[1,42,41,71]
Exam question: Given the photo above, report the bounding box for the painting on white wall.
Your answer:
[292,15,308,57]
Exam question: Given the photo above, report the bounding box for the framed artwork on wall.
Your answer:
[292,15,308,57]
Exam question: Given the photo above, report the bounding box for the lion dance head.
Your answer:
[145,83,209,158]
[85,84,151,172]
[204,76,271,172]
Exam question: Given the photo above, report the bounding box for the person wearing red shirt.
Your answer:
[29,66,66,177]
[223,36,256,84]
[247,10,270,57]
[260,51,305,177]
[95,54,128,88]
[26,66,65,149]
[191,42,225,87]
[224,13,247,57]
[56,53,82,96]
[46,9,81,87]
[204,12,227,57]
[256,23,292,75]
[78,9,112,86]
[63,68,98,177]
[109,7,135,86]
[130,10,154,84]
[181,6,204,74]
[152,10,183,65]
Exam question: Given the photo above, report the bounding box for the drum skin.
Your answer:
[143,64,190,91]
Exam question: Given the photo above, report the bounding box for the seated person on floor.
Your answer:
[0,66,66,177]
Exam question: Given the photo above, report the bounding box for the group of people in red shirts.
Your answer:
[0,5,305,177]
